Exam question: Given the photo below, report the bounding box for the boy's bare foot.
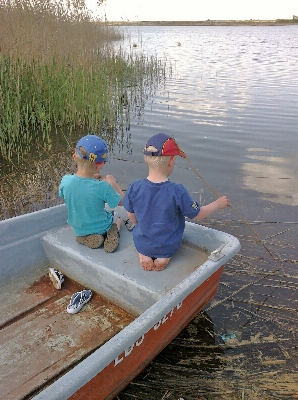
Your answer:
[153,257,171,271]
[139,254,154,271]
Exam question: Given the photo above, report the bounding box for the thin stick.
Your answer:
[112,155,281,261]
[205,271,274,311]
[185,157,280,261]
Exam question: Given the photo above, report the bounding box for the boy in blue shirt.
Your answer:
[123,133,230,271]
[59,134,124,253]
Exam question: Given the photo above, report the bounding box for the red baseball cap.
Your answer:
[143,133,186,158]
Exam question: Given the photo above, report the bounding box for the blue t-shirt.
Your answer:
[59,175,121,236]
[123,179,200,258]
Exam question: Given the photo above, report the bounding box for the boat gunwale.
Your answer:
[0,205,240,400]
[32,229,240,400]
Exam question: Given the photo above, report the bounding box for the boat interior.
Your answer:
[42,225,210,315]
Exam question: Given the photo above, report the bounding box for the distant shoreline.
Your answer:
[108,19,298,27]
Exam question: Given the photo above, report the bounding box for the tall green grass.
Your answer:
[0,0,168,160]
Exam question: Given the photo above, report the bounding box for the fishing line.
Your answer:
[182,156,294,368]
[112,155,282,261]
[185,153,288,327]
[185,157,280,261]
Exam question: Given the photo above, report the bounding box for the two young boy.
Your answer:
[61,133,229,271]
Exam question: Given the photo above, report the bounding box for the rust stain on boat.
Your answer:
[0,274,135,400]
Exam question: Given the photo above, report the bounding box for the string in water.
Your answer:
[185,157,280,261]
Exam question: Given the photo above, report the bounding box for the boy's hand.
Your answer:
[216,196,230,209]
[194,196,230,221]
[103,175,124,205]
[104,175,117,185]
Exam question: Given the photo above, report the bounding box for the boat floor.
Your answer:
[44,225,211,296]
[0,273,135,400]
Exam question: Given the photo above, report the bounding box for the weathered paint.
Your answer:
[69,266,223,400]
[0,206,240,400]
[1,275,134,400]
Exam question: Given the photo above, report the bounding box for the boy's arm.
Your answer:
[104,175,124,206]
[127,212,138,225]
[194,196,230,221]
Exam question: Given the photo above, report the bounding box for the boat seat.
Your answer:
[42,224,209,315]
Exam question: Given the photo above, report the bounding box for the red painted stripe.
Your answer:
[70,266,223,400]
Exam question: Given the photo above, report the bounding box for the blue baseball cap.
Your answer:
[143,133,186,158]
[76,135,108,163]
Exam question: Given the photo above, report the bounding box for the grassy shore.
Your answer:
[0,1,170,219]
[0,1,167,161]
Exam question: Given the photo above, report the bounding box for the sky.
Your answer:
[86,0,298,21]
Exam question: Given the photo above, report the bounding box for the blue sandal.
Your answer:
[67,290,92,314]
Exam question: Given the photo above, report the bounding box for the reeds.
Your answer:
[0,0,168,160]
[0,152,75,220]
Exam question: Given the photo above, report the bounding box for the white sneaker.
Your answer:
[49,268,64,290]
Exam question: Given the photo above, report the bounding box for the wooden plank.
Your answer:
[0,274,59,328]
[0,275,134,400]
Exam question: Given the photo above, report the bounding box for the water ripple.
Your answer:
[124,25,298,218]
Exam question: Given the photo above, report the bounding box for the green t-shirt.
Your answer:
[59,174,121,236]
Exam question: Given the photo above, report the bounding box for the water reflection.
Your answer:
[122,311,225,395]
[242,148,298,206]
[125,25,298,217]
[159,311,225,373]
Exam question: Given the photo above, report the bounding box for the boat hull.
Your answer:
[70,266,223,400]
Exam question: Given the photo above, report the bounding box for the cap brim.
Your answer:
[163,138,187,158]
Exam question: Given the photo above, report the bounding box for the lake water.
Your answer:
[114,25,298,399]
[107,24,298,225]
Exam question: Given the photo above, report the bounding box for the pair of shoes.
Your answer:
[67,289,92,314]
[104,223,120,253]
[76,233,104,249]
[124,218,135,232]
[49,268,64,289]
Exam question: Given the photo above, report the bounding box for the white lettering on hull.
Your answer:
[114,301,183,366]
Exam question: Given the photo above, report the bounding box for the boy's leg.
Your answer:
[115,215,122,230]
[139,253,155,271]
[153,257,171,271]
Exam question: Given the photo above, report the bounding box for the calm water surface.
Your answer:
[109,25,298,224]
[114,25,298,399]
